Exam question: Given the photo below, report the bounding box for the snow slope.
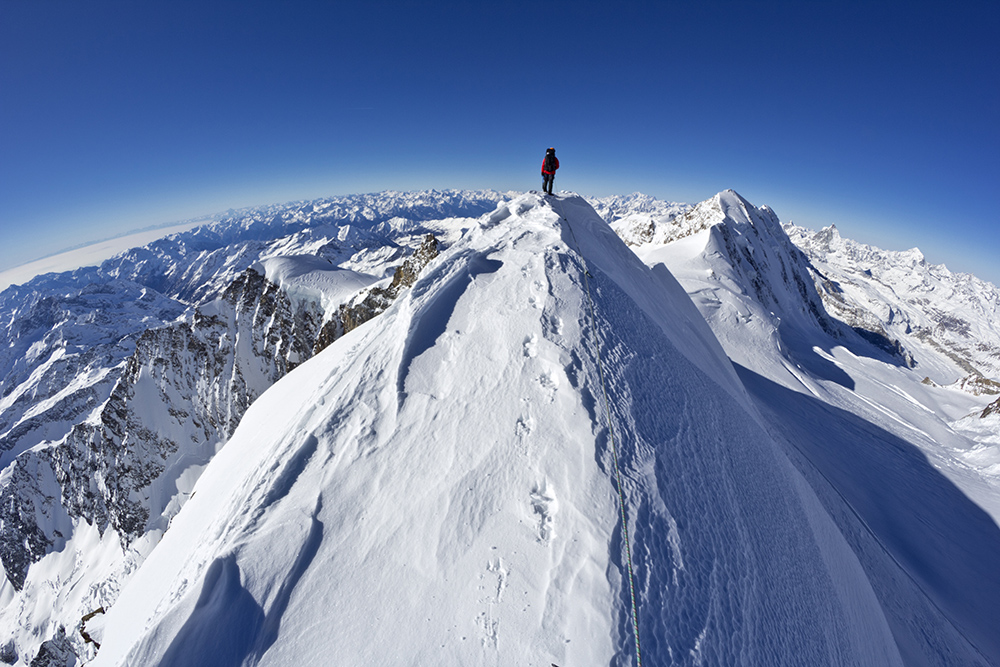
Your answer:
[5,188,998,666]
[0,190,512,665]
[630,189,1000,664]
[92,194,901,666]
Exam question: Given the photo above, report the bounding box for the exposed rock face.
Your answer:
[955,374,1000,396]
[0,267,323,590]
[0,281,186,466]
[786,222,1000,383]
[28,628,75,667]
[0,460,59,591]
[316,234,439,351]
[0,639,17,664]
[983,397,1000,419]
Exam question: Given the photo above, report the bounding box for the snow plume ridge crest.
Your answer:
[551,195,643,667]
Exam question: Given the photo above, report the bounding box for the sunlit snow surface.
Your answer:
[634,190,1000,665]
[0,190,515,665]
[255,255,379,311]
[93,194,902,666]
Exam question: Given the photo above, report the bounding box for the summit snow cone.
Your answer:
[91,193,900,666]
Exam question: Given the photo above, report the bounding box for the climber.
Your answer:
[541,147,559,195]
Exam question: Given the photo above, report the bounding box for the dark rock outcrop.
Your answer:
[315,234,439,353]
[28,627,74,667]
[0,266,322,590]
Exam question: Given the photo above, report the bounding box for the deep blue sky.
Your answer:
[2,0,998,284]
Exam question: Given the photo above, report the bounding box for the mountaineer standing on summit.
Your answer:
[541,147,559,195]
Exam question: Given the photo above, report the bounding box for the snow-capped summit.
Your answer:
[624,189,1000,664]
[2,188,999,666]
[91,193,901,666]
[628,189,858,378]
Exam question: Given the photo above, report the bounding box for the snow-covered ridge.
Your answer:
[92,192,902,666]
[0,190,510,664]
[618,188,1000,663]
[2,187,1000,665]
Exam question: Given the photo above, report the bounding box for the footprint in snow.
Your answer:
[530,481,558,543]
[515,416,534,438]
[537,369,559,402]
[523,334,538,358]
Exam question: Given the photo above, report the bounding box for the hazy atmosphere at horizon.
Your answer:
[2,0,998,284]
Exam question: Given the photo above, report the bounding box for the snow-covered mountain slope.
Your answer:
[0,190,510,472]
[628,189,1000,664]
[91,193,902,667]
[785,222,1000,385]
[588,192,690,246]
[0,191,509,665]
[3,187,999,666]
[635,191,854,367]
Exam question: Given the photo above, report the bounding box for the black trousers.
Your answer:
[542,173,554,193]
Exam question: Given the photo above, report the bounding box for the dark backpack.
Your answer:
[544,152,556,173]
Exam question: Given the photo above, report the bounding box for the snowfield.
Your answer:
[629,190,1000,664]
[1,189,998,666]
[92,194,901,666]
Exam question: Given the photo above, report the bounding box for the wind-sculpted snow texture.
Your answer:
[5,187,1000,666]
[626,189,1000,664]
[0,190,510,664]
[92,194,901,667]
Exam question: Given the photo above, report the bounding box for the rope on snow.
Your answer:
[552,197,643,667]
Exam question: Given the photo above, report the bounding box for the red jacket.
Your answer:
[541,155,559,175]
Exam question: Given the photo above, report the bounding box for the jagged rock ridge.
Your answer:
[786,222,1000,383]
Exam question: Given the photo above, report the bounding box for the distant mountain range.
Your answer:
[1,189,998,666]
